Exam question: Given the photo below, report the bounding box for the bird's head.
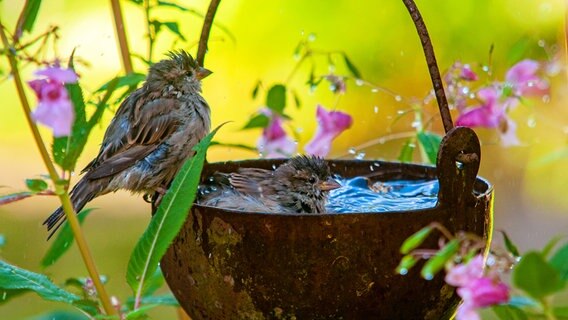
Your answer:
[147,50,212,93]
[273,155,340,212]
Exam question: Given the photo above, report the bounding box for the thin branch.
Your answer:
[110,0,134,74]
[0,21,116,317]
[196,0,221,67]
[402,0,454,133]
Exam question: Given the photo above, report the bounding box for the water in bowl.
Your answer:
[326,176,438,213]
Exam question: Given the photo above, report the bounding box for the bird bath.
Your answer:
[160,127,493,319]
[160,0,494,318]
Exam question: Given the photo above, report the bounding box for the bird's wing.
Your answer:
[85,96,181,180]
[229,168,273,195]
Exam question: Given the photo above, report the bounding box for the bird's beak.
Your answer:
[196,67,213,80]
[319,178,341,191]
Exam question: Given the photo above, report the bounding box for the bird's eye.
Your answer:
[186,70,193,77]
[308,176,317,184]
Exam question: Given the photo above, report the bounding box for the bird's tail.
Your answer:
[43,178,98,240]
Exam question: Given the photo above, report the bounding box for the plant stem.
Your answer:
[0,22,116,317]
[143,0,154,64]
[110,0,134,74]
[197,0,221,67]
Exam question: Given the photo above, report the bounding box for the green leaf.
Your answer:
[95,73,145,92]
[15,0,42,36]
[162,22,186,41]
[209,141,256,151]
[126,293,179,309]
[53,76,118,171]
[25,178,48,193]
[126,304,158,319]
[251,80,261,98]
[549,242,568,281]
[0,260,80,304]
[141,267,165,296]
[343,54,361,79]
[0,191,33,205]
[41,209,93,268]
[417,131,442,164]
[266,84,286,114]
[421,239,459,280]
[492,305,529,320]
[242,113,270,130]
[513,251,565,299]
[157,0,191,11]
[507,38,531,66]
[400,226,432,254]
[126,126,221,295]
[396,255,418,275]
[398,139,415,163]
[554,306,568,317]
[500,230,520,257]
[542,236,564,258]
[31,311,88,320]
[292,89,301,109]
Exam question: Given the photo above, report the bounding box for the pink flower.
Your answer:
[257,113,296,158]
[460,65,478,81]
[446,255,510,320]
[28,66,78,137]
[445,255,484,287]
[505,59,549,97]
[304,105,353,157]
[455,87,519,146]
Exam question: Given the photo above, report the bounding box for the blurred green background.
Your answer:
[1,0,567,318]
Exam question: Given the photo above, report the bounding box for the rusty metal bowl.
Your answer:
[161,127,494,319]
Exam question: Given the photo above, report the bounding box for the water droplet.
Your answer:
[542,95,550,103]
[329,84,337,92]
[258,152,264,158]
[295,127,304,134]
[461,87,470,95]
[394,95,402,102]
[538,39,546,47]
[482,65,489,72]
[424,273,433,280]
[527,117,537,128]
[399,268,408,275]
[308,33,317,42]
[469,93,476,99]
[355,152,366,160]
[369,165,375,171]
[328,65,336,72]
[397,110,404,115]
[293,53,301,60]
[373,106,379,113]
[348,147,357,155]
[355,79,364,86]
[373,162,381,167]
[371,88,379,93]
[411,120,421,128]
[455,161,464,169]
[527,81,535,88]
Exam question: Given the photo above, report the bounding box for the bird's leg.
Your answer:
[150,186,169,213]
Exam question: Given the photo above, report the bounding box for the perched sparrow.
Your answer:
[198,156,341,213]
[44,50,212,238]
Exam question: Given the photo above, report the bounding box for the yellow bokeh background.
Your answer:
[1,0,568,318]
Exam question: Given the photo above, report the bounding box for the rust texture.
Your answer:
[161,128,492,319]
